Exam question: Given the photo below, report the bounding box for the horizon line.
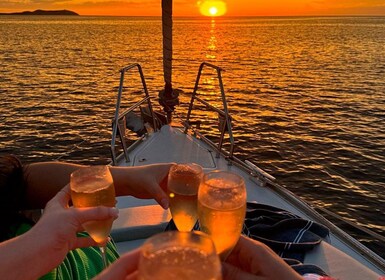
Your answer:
[1,9,385,17]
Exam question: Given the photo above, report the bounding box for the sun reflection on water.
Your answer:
[206,19,217,60]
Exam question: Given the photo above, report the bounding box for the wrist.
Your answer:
[22,223,64,278]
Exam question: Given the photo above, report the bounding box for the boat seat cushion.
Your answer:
[111,205,171,243]
[304,241,381,280]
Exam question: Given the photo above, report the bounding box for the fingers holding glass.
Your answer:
[70,165,116,268]
[198,171,247,260]
[167,163,203,232]
[138,231,222,280]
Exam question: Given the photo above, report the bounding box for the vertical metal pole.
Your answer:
[162,0,172,88]
[111,69,125,165]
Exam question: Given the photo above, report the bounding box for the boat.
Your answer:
[106,1,385,278]
[107,62,385,279]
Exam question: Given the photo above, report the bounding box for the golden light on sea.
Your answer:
[198,0,227,17]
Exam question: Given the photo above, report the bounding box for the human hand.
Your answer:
[111,163,175,209]
[27,184,119,275]
[93,248,140,280]
[222,235,302,280]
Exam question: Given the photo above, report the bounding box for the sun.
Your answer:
[198,0,227,17]
[209,6,218,16]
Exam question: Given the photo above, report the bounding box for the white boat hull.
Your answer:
[111,124,384,279]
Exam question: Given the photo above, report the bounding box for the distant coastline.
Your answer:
[0,9,79,16]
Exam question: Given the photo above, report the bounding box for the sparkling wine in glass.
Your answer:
[70,165,116,268]
[167,163,203,231]
[198,170,246,260]
[138,231,222,280]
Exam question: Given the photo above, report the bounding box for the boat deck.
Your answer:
[111,124,383,279]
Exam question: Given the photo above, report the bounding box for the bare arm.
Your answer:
[24,162,83,209]
[0,185,118,280]
[110,164,172,208]
[24,162,173,209]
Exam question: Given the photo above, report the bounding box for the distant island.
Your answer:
[0,9,79,15]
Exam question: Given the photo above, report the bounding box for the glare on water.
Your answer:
[0,15,384,257]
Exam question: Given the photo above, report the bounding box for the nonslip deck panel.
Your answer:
[132,126,216,168]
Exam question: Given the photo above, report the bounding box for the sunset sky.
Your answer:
[1,0,384,17]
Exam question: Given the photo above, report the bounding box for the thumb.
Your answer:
[153,163,175,209]
[152,177,169,210]
[49,184,71,207]
[222,263,264,280]
[125,271,138,280]
[144,164,171,209]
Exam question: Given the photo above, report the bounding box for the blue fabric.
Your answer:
[242,202,329,276]
[242,202,330,262]
[166,201,330,276]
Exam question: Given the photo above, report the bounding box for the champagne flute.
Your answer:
[138,231,222,280]
[198,170,246,260]
[70,165,116,268]
[167,163,203,231]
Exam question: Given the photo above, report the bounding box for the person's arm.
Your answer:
[0,185,119,280]
[110,164,172,208]
[223,235,303,280]
[24,162,173,209]
[23,162,83,209]
[0,227,51,280]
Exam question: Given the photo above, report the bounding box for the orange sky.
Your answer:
[0,0,384,16]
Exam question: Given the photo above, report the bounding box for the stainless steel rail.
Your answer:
[110,63,157,165]
[109,62,385,273]
[184,62,235,159]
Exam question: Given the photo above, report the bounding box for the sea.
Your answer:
[0,15,384,258]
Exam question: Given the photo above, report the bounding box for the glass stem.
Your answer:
[99,246,108,268]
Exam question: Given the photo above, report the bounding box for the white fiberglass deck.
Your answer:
[132,125,216,168]
[112,125,383,279]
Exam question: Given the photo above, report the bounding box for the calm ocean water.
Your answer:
[1,16,384,257]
